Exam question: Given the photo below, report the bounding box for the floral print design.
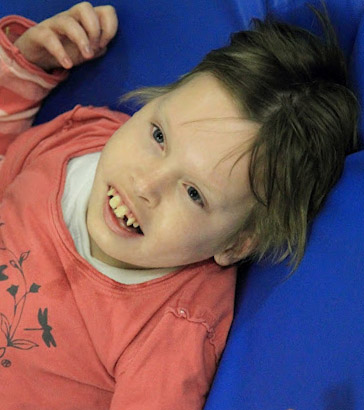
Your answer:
[0,222,56,367]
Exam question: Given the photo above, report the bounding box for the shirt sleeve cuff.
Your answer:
[0,15,68,85]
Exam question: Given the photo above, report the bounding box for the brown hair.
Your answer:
[120,3,360,270]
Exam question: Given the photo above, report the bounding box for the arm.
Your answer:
[0,16,68,155]
[0,3,118,156]
[111,308,224,410]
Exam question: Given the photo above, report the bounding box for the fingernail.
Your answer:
[84,45,93,56]
[62,57,72,68]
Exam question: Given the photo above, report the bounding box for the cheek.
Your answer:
[151,206,199,243]
[162,211,222,254]
[101,132,140,173]
[109,131,134,154]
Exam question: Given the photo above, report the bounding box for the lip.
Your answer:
[107,184,144,232]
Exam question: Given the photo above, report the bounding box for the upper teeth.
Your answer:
[108,189,140,228]
[108,187,116,196]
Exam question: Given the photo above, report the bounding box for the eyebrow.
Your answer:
[156,103,233,204]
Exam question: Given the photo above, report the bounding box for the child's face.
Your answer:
[87,74,259,269]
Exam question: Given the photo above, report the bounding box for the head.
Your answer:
[87,73,259,270]
[87,4,359,271]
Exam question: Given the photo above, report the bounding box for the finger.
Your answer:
[69,2,101,46]
[51,14,94,59]
[95,6,118,48]
[93,46,107,59]
[38,30,73,69]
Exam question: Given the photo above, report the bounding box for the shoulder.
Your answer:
[63,105,130,126]
[167,260,237,361]
[0,104,130,199]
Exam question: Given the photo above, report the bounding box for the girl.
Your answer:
[0,2,358,409]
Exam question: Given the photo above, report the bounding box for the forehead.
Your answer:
[161,73,243,124]
[158,74,259,145]
[157,74,260,201]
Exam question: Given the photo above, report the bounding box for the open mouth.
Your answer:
[107,186,144,235]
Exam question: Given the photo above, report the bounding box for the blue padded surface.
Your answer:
[1,0,363,125]
[204,5,364,408]
[1,1,364,409]
[0,0,266,122]
[205,151,364,409]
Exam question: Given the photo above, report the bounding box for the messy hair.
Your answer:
[119,3,360,270]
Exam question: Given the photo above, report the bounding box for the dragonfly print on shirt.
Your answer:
[0,221,56,367]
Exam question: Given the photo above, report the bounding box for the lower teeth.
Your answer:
[113,208,142,234]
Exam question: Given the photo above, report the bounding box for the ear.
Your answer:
[213,236,256,267]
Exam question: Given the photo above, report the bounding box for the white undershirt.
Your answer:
[61,152,175,284]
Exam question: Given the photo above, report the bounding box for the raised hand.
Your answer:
[13,2,118,72]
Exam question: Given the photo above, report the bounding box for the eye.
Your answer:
[151,124,165,147]
[187,186,204,207]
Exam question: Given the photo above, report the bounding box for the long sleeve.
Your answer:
[0,15,68,156]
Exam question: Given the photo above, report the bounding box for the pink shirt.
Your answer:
[0,16,237,409]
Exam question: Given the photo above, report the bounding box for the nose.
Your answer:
[131,166,170,207]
